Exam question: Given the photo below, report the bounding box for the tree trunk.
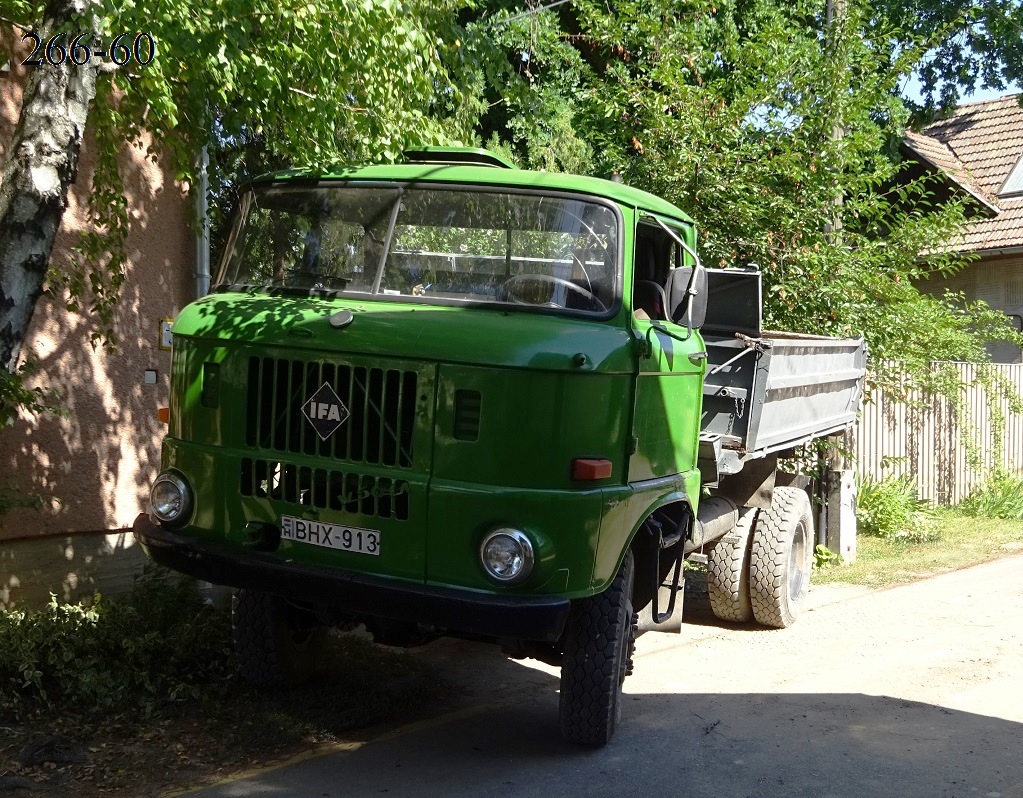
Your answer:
[823,0,846,241]
[0,0,99,373]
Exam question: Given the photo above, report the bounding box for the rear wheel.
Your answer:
[232,590,326,688]
[749,486,814,628]
[559,550,636,747]
[706,508,757,623]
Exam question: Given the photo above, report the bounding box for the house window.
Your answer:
[1000,154,1023,198]
[1008,280,1023,307]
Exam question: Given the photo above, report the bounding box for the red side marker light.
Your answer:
[572,458,613,481]
[157,407,170,424]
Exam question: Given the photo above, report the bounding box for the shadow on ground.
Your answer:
[185,638,1023,798]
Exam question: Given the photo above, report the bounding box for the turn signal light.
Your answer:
[572,458,612,481]
[157,407,170,424]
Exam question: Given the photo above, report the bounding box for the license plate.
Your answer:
[280,516,381,556]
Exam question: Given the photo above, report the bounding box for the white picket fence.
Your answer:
[853,362,1023,505]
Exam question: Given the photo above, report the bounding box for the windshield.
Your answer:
[217,184,619,315]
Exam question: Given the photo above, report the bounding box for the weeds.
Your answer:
[813,544,843,569]
[856,475,937,543]
[959,471,1023,520]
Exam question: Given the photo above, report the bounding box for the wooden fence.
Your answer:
[853,362,1023,505]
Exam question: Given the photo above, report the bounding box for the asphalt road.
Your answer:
[184,555,1023,798]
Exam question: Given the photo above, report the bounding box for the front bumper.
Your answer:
[133,514,571,642]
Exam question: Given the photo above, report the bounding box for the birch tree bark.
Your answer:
[0,0,99,373]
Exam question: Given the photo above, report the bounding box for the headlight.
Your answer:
[150,472,192,524]
[479,528,534,585]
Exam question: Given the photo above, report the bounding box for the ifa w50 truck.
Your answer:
[135,147,865,747]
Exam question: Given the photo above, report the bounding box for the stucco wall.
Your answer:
[0,29,195,541]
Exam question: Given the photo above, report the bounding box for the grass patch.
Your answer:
[814,508,1023,587]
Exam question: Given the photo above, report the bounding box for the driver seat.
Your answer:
[634,279,667,320]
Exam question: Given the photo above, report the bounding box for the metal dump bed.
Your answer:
[697,269,866,479]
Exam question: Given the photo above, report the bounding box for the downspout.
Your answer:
[194,147,211,298]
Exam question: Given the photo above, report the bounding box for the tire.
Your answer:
[749,486,814,629]
[559,550,636,747]
[232,589,326,688]
[706,507,757,623]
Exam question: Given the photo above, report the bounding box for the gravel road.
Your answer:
[184,554,1023,798]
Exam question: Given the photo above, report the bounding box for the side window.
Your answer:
[632,224,671,321]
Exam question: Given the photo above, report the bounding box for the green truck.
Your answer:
[134,147,865,746]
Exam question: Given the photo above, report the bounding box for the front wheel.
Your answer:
[232,590,326,688]
[559,550,636,747]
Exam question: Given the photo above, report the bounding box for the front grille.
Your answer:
[246,357,418,468]
[241,458,410,521]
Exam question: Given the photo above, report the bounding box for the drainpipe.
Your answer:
[194,147,211,298]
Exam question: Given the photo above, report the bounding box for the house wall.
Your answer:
[0,30,195,604]
[918,253,1023,363]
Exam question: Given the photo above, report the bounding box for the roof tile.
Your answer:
[906,94,1023,253]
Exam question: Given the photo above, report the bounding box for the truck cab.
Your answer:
[135,148,863,747]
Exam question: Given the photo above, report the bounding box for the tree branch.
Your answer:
[0,15,31,32]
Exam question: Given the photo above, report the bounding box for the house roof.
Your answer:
[903,130,1001,214]
[904,93,1023,253]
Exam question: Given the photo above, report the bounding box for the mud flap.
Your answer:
[637,577,684,633]
[635,510,687,634]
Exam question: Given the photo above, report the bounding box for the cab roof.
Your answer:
[251,148,694,227]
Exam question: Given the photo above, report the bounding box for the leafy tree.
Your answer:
[0,0,474,421]
[2,0,1021,431]
[460,5,594,172]
[870,0,1023,112]
[469,0,1022,391]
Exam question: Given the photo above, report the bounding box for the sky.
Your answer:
[902,74,1023,106]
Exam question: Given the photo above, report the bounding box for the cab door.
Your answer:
[629,219,705,481]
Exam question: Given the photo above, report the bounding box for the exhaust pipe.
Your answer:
[687,496,739,552]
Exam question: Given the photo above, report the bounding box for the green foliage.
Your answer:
[465,0,1022,402]
[4,0,1022,423]
[0,363,62,516]
[871,0,1023,112]
[959,471,1023,521]
[575,0,1021,381]
[5,0,481,348]
[813,544,843,569]
[856,475,937,542]
[462,8,594,173]
[0,488,43,516]
[0,362,58,431]
[0,566,231,718]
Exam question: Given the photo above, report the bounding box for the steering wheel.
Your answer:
[286,270,349,290]
[502,273,607,312]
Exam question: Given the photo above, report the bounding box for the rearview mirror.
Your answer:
[666,267,707,329]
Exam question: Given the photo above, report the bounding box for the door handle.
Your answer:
[688,351,708,365]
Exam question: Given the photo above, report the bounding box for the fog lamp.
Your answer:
[150,472,191,524]
[480,528,534,585]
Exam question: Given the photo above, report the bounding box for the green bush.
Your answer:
[856,475,936,543]
[813,544,843,569]
[959,472,1023,520]
[0,566,232,719]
